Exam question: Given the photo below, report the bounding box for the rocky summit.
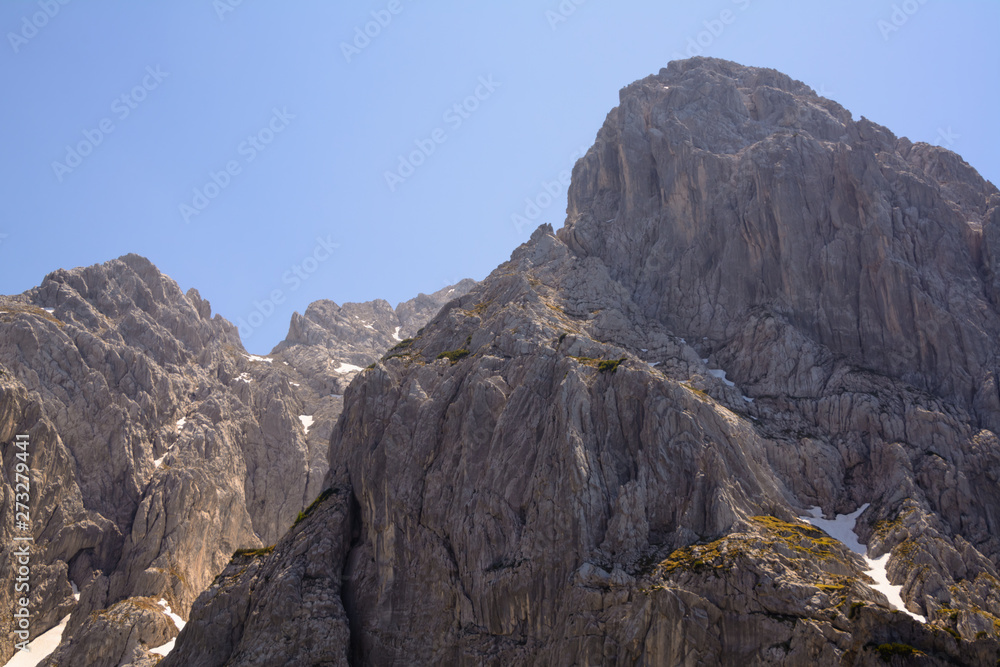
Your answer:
[5,56,1000,665]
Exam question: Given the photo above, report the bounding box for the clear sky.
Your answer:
[1,1,997,353]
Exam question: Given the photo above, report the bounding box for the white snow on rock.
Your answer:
[742,396,754,403]
[246,355,273,363]
[6,614,72,667]
[800,505,926,623]
[235,373,252,383]
[149,600,187,657]
[647,362,660,368]
[707,368,736,388]
[299,415,314,434]
[176,417,187,430]
[393,326,403,342]
[43,308,55,314]
[335,363,364,374]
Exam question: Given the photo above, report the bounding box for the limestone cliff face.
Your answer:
[164,59,1000,666]
[0,254,472,665]
[562,57,1000,430]
[270,280,477,504]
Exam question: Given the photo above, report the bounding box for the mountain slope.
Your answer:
[0,256,472,666]
[164,58,1000,666]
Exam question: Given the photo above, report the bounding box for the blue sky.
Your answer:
[1,1,997,353]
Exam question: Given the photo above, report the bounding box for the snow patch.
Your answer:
[392,326,402,342]
[235,373,252,383]
[43,308,55,314]
[290,382,300,387]
[176,417,187,430]
[299,415,314,434]
[647,362,660,368]
[364,323,374,329]
[6,612,73,666]
[707,368,736,388]
[149,600,187,658]
[246,355,272,364]
[742,396,754,403]
[335,363,364,374]
[800,505,926,623]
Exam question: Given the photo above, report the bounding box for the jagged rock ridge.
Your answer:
[163,58,1000,666]
[0,256,473,666]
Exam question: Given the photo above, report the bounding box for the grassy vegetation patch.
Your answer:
[468,300,492,316]
[0,303,64,328]
[598,358,625,373]
[437,348,470,363]
[293,487,336,527]
[389,338,414,351]
[647,515,855,588]
[232,545,275,558]
[874,642,920,661]
[569,356,626,373]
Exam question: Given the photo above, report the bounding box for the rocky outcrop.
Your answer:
[41,597,175,667]
[164,59,1000,665]
[0,255,471,665]
[159,485,354,667]
[269,280,476,502]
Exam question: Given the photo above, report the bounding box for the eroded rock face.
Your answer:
[562,57,1000,426]
[164,59,1000,665]
[160,485,354,667]
[270,280,476,502]
[0,255,472,665]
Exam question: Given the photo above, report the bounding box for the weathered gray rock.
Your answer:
[0,256,471,665]
[164,58,1000,665]
[160,485,354,667]
[40,597,175,667]
[269,280,476,502]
